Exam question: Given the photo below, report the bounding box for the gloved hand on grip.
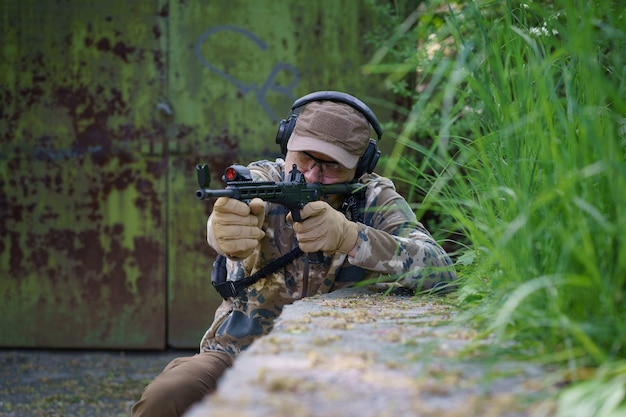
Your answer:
[207,197,266,260]
[287,201,358,255]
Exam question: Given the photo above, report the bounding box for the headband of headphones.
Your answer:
[275,92,383,177]
[276,91,383,154]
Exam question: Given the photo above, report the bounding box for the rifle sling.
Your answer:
[212,189,366,300]
[212,246,305,299]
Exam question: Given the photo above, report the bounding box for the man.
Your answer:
[131,91,456,417]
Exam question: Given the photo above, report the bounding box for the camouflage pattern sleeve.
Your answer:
[350,173,457,290]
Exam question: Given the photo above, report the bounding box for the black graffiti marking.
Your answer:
[194,25,299,121]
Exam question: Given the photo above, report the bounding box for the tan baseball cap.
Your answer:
[286,101,371,169]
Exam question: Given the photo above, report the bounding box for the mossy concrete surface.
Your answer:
[185,286,556,417]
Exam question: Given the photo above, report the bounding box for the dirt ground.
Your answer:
[0,348,196,417]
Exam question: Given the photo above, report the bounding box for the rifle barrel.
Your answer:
[195,188,235,200]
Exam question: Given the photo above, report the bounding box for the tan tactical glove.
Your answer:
[208,197,266,260]
[287,201,358,254]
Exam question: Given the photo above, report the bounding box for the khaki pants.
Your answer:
[131,351,233,417]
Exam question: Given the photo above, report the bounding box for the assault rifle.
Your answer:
[196,163,364,296]
[195,163,362,221]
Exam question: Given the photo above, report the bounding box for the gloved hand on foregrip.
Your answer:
[208,197,266,260]
[287,201,358,254]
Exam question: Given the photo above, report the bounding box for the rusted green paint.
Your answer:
[1,0,389,349]
[0,0,169,349]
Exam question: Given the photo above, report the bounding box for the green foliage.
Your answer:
[555,361,626,417]
[451,0,624,365]
[365,0,626,413]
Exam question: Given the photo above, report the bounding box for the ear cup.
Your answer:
[355,139,381,178]
[275,104,308,156]
[275,91,383,175]
[275,109,299,155]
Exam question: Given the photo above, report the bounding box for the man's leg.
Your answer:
[131,350,233,417]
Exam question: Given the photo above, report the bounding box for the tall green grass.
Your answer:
[453,0,625,363]
[366,0,625,414]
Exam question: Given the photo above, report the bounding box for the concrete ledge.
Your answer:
[184,286,550,417]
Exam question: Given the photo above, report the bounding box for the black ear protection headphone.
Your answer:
[275,91,383,178]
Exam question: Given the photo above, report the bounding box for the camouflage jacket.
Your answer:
[200,159,456,356]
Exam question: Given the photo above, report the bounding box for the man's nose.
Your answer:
[303,164,323,183]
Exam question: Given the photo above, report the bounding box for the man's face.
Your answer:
[285,150,356,185]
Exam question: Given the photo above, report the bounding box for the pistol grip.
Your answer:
[290,209,302,222]
[290,207,323,263]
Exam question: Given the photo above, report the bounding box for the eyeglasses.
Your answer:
[293,151,350,178]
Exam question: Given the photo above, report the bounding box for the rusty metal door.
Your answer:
[0,0,169,349]
[1,0,388,349]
